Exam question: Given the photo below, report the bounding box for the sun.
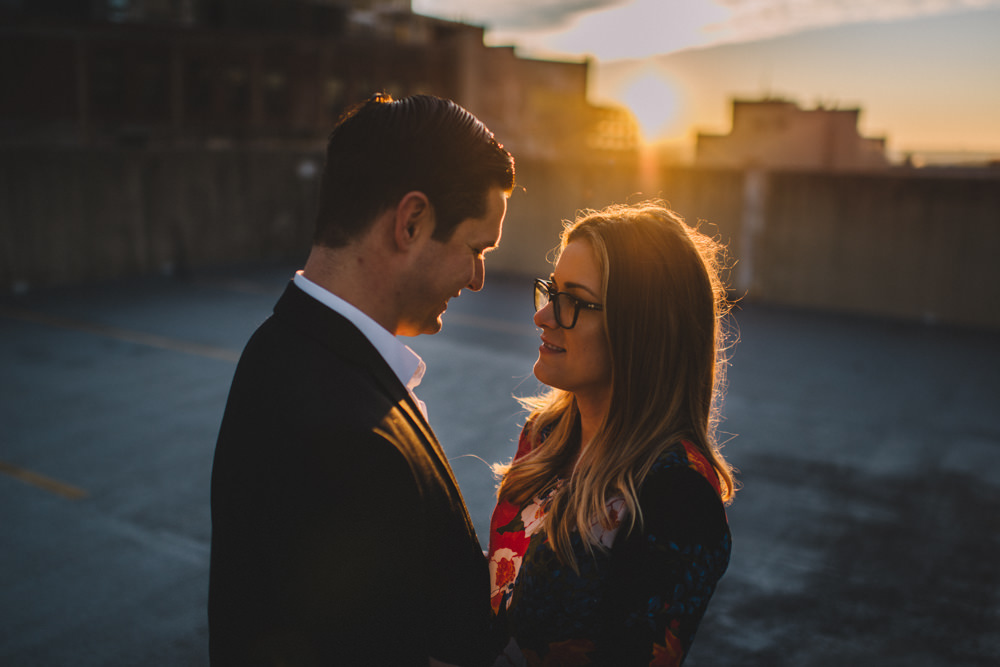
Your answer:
[620,69,683,143]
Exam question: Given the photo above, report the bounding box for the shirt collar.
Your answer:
[293,271,425,393]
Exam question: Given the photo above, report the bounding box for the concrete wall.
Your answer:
[750,170,1000,330]
[0,148,319,287]
[2,148,997,329]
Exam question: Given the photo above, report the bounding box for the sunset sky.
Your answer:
[412,0,1000,163]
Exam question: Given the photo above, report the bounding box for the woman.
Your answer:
[488,202,737,666]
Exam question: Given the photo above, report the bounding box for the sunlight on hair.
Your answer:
[621,69,682,143]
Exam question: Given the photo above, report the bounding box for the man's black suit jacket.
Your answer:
[209,283,495,666]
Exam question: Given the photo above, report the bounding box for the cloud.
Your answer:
[415,0,1000,61]
[705,0,1000,43]
[524,0,730,60]
[412,0,627,31]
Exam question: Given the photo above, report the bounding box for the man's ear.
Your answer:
[393,191,434,250]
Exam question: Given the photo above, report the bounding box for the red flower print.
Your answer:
[681,441,722,496]
[540,638,595,665]
[649,629,684,666]
[489,548,522,613]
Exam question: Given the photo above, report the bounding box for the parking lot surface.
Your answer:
[2,263,998,665]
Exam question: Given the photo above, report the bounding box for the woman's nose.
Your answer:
[534,300,556,328]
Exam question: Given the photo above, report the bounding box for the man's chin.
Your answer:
[400,316,443,338]
[426,315,445,335]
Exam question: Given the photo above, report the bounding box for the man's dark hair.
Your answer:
[313,93,515,248]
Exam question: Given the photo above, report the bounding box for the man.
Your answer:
[209,93,515,666]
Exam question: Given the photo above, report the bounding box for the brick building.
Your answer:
[0,0,638,160]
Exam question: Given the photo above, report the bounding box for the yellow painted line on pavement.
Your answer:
[0,460,89,500]
[0,307,241,362]
[0,303,532,364]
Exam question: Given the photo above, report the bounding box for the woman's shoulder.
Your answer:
[637,442,730,539]
[512,419,557,462]
[511,423,535,462]
[650,441,723,496]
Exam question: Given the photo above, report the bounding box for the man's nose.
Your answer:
[467,257,485,292]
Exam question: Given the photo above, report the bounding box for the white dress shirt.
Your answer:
[293,271,428,418]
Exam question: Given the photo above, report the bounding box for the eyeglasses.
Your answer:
[533,278,603,330]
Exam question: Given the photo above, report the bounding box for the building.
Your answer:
[0,0,638,161]
[695,98,888,171]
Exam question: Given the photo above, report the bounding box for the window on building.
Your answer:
[184,57,214,119]
[322,78,346,119]
[222,65,251,119]
[91,47,126,119]
[132,50,169,121]
[262,69,288,120]
[0,36,77,119]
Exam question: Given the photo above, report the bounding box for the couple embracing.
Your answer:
[209,93,736,667]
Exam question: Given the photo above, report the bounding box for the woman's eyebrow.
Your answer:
[551,274,600,299]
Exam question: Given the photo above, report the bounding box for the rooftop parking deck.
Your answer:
[2,263,998,665]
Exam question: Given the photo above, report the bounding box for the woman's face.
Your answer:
[532,239,613,412]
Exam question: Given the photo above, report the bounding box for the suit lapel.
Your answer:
[273,282,476,529]
[394,393,473,513]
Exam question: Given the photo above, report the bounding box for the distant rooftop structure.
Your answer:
[695,98,889,171]
[0,0,638,161]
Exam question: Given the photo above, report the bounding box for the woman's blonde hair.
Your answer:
[495,201,737,571]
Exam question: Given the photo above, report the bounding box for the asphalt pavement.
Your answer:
[2,262,998,666]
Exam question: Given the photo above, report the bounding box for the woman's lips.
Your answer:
[540,337,565,353]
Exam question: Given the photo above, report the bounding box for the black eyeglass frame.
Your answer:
[533,278,604,330]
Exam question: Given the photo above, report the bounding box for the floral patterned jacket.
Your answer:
[487,426,731,666]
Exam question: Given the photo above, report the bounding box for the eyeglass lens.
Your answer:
[534,281,577,329]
